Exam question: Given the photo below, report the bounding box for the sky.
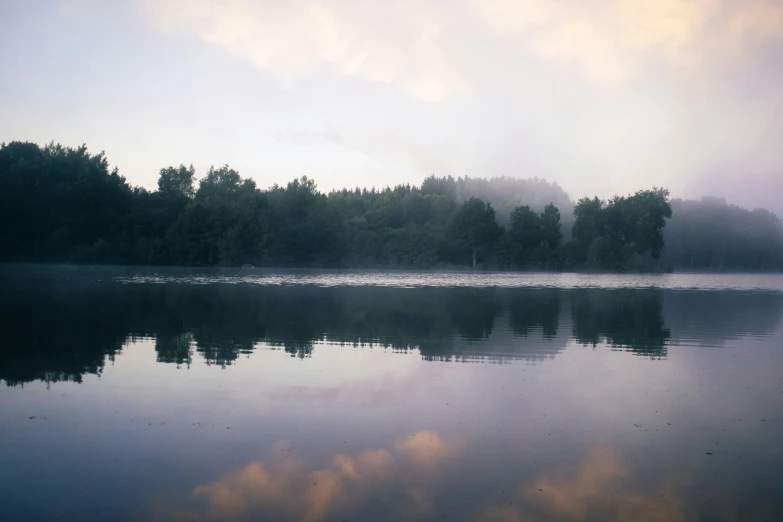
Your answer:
[1,0,781,213]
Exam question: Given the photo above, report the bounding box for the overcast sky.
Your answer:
[1,0,781,213]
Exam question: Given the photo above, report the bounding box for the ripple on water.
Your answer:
[112,270,783,292]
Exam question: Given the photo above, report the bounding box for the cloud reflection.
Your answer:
[478,446,686,522]
[147,434,764,522]
[155,431,455,522]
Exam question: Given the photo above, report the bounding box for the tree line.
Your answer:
[1,141,781,271]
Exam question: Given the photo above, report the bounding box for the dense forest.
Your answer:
[1,141,782,271]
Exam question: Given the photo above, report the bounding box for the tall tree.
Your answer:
[606,188,672,259]
[157,164,195,200]
[572,189,672,269]
[449,198,502,267]
[541,203,563,249]
[508,206,543,252]
[572,197,605,252]
[267,176,344,266]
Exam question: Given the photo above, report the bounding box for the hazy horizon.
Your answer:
[2,0,782,214]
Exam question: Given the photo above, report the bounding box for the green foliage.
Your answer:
[421,175,456,197]
[6,140,781,271]
[449,198,502,267]
[606,187,672,259]
[267,176,344,266]
[167,167,275,266]
[157,164,195,200]
[493,202,563,269]
[572,188,673,270]
[572,197,605,261]
[0,141,132,263]
[541,203,563,250]
[509,206,544,252]
[454,176,573,226]
[587,235,632,271]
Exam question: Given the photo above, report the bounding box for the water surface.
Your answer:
[1,267,782,521]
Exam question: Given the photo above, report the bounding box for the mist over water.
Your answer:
[1,267,782,521]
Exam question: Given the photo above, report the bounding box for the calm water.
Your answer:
[1,267,782,522]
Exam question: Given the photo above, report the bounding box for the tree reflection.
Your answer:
[447,289,504,342]
[663,290,783,346]
[508,289,560,339]
[571,290,671,358]
[0,281,130,386]
[155,333,193,367]
[2,269,783,386]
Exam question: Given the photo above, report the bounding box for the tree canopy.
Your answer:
[571,189,673,269]
[2,140,780,271]
[449,198,502,267]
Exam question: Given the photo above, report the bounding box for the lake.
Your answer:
[1,266,782,521]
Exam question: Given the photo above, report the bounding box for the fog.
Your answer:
[1,0,781,215]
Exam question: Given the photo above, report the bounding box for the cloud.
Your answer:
[143,0,783,97]
[729,0,783,43]
[38,0,783,207]
[143,0,466,101]
[274,129,347,148]
[470,0,783,85]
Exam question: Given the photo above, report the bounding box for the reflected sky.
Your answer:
[149,437,714,522]
[0,268,782,521]
[149,430,457,522]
